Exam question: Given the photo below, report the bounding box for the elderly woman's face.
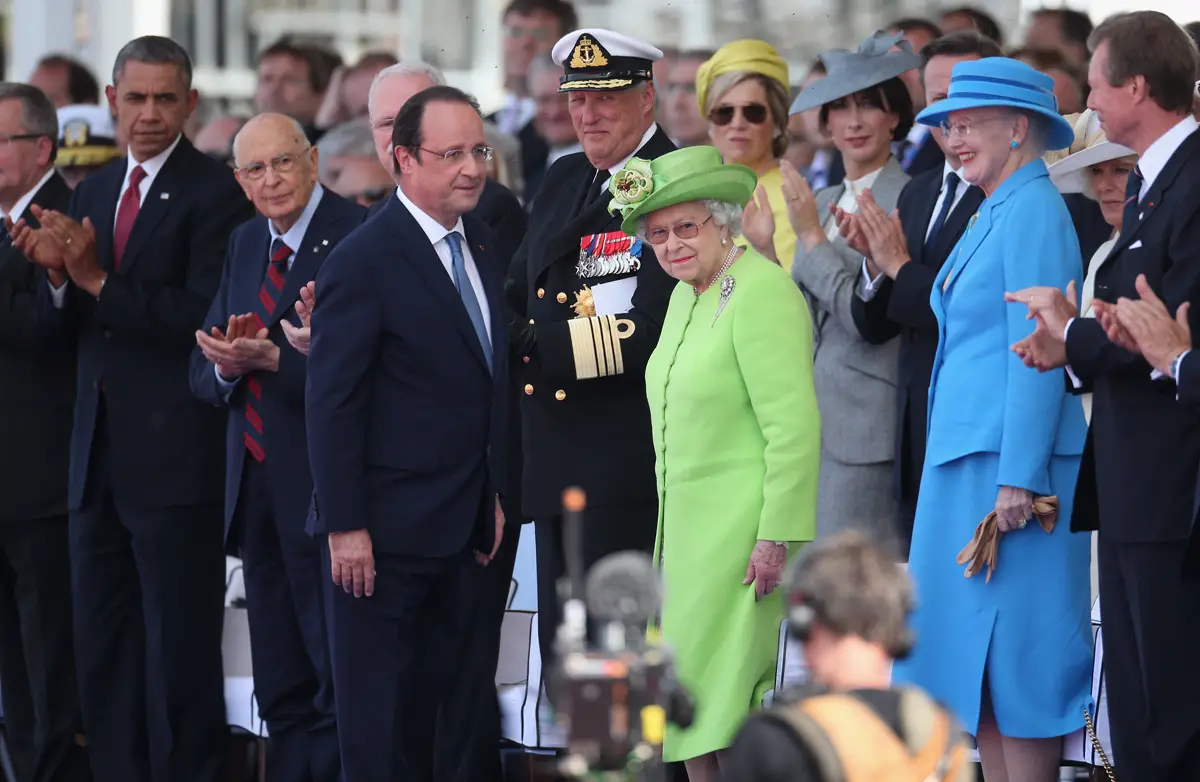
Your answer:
[708,78,776,169]
[1088,155,1137,231]
[944,107,1021,193]
[823,90,897,170]
[645,201,727,285]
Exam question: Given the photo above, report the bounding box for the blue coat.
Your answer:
[893,160,1093,739]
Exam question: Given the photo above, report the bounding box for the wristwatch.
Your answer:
[771,541,789,550]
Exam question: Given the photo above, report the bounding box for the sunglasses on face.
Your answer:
[709,103,769,126]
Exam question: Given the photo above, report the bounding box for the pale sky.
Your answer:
[1019,0,1197,26]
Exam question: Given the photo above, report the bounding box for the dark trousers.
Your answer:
[435,519,521,782]
[323,540,472,782]
[0,518,90,782]
[534,502,657,693]
[1097,535,1200,781]
[70,414,226,782]
[235,459,338,782]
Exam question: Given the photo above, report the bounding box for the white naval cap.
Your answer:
[551,28,664,92]
[56,104,120,169]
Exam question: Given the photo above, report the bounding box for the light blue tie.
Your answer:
[445,232,492,374]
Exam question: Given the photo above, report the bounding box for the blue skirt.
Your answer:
[891,451,1093,738]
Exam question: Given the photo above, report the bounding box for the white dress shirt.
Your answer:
[0,168,57,224]
[859,161,967,301]
[1064,117,1200,387]
[50,135,185,308]
[215,185,327,392]
[394,185,492,342]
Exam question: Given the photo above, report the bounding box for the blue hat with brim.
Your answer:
[915,57,1075,151]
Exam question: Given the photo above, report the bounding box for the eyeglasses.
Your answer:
[709,103,769,126]
[644,215,713,245]
[938,116,1008,139]
[418,146,494,163]
[0,133,44,146]
[237,150,310,179]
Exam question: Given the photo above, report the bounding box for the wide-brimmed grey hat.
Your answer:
[790,30,920,115]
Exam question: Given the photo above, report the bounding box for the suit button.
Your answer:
[523,355,530,363]
[524,384,534,395]
[529,319,535,325]
[555,389,566,401]
[556,292,568,304]
[537,288,545,298]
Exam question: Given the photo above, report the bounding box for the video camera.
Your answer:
[541,488,695,781]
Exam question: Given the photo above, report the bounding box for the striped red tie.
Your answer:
[244,238,291,462]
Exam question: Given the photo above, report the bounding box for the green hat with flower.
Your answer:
[608,146,759,236]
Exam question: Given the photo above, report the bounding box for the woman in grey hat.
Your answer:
[743,30,914,548]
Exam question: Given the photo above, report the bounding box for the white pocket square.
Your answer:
[1129,240,1143,250]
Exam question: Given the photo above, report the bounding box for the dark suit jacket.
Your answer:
[368,179,530,522]
[850,167,984,516]
[189,190,365,541]
[44,136,254,510]
[506,125,677,519]
[1065,192,1113,266]
[1067,127,1200,542]
[517,120,550,205]
[905,132,946,178]
[0,172,75,522]
[306,196,508,557]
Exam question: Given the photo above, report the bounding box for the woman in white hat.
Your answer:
[1044,109,1137,423]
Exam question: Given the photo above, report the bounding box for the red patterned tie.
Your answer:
[243,238,292,462]
[113,166,146,269]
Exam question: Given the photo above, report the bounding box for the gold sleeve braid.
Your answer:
[568,315,637,379]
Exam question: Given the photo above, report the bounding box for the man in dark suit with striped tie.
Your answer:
[9,36,254,782]
[190,112,364,782]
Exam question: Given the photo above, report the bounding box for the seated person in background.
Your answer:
[725,531,972,782]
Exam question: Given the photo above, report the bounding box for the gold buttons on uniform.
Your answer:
[555,389,566,401]
[556,292,568,304]
[529,319,535,325]
[524,384,534,395]
[537,288,545,298]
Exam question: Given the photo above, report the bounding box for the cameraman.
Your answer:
[724,532,972,781]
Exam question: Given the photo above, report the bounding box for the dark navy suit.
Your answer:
[40,134,254,782]
[190,187,364,782]
[306,192,508,782]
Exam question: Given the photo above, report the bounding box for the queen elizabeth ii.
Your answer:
[610,145,821,780]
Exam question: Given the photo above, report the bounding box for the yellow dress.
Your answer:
[647,249,820,760]
[734,167,797,272]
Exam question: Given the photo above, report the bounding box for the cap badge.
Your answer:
[63,120,89,148]
[569,35,609,69]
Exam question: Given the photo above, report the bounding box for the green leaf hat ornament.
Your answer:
[607,146,759,237]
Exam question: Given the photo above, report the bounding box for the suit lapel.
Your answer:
[384,198,491,375]
[932,185,983,264]
[95,166,123,272]
[238,220,272,318]
[939,206,992,295]
[1111,129,1199,257]
[269,196,344,323]
[466,219,503,371]
[116,144,188,274]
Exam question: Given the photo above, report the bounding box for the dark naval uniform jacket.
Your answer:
[506,124,676,519]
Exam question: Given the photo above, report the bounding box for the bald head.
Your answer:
[233,112,310,167]
[232,112,319,231]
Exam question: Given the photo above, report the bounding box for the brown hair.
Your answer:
[1089,11,1198,115]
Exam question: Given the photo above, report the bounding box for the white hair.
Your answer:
[367,61,447,116]
[231,112,310,166]
[635,199,745,240]
[314,119,375,181]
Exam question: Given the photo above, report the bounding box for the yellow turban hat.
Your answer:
[695,39,789,116]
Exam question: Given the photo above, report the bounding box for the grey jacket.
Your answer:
[791,157,910,465]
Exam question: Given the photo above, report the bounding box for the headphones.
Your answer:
[787,586,916,661]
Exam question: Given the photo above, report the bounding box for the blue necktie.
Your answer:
[1121,164,1145,240]
[924,171,961,256]
[446,232,492,374]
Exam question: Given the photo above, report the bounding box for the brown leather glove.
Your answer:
[956,496,1059,583]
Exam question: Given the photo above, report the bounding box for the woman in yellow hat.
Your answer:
[695,40,796,271]
[609,145,819,780]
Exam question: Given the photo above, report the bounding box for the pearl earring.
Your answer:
[1010,139,1020,149]
[721,237,728,246]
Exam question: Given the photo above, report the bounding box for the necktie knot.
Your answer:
[945,171,960,191]
[270,238,291,268]
[129,166,147,190]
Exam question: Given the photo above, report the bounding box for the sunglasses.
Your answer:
[709,103,769,126]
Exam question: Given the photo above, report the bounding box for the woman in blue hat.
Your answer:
[856,57,1092,781]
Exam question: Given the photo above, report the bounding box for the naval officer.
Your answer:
[505,28,677,676]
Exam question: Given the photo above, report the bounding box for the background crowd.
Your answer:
[1,3,1200,782]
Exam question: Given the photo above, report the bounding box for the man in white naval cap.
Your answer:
[504,28,677,679]
[55,103,121,188]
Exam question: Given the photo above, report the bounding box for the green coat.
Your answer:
[647,249,821,761]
